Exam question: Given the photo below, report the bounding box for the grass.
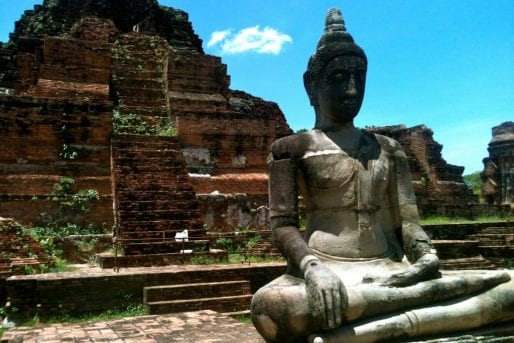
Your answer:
[232,313,252,324]
[421,214,514,225]
[16,304,149,327]
[227,253,284,264]
[0,327,5,339]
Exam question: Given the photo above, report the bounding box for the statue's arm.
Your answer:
[269,151,347,329]
[386,146,440,286]
[268,156,310,267]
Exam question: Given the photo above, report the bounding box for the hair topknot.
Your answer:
[306,8,367,81]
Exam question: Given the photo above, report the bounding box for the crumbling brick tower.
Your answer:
[367,125,478,216]
[482,122,514,208]
[0,0,292,259]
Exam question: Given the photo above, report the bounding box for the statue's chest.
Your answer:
[299,151,390,206]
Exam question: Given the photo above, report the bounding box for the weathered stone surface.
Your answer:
[482,121,514,208]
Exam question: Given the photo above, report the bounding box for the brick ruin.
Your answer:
[367,125,479,216]
[0,217,52,277]
[482,121,514,208]
[0,0,292,267]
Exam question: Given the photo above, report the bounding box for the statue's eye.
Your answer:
[330,71,347,82]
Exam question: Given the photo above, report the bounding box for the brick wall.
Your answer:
[6,263,286,320]
[0,96,113,227]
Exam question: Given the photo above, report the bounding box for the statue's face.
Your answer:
[314,55,366,123]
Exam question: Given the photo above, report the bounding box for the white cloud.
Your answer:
[207,30,231,48]
[206,26,292,55]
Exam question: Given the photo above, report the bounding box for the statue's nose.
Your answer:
[345,73,358,97]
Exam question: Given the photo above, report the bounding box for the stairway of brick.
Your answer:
[470,226,514,267]
[144,280,252,315]
[112,134,206,258]
[432,239,496,270]
[111,33,170,121]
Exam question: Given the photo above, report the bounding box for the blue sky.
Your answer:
[1,1,513,174]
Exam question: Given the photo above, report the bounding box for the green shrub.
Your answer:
[112,108,175,136]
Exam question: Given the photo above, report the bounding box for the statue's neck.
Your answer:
[314,115,356,133]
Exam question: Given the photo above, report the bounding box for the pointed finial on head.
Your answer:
[325,8,346,33]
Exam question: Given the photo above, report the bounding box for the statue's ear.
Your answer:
[303,71,316,106]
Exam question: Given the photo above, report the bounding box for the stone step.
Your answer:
[113,158,186,165]
[439,257,496,270]
[95,250,228,268]
[114,166,188,174]
[115,191,197,201]
[118,235,206,243]
[479,240,510,246]
[115,188,196,196]
[481,225,514,233]
[144,280,251,302]
[112,148,180,155]
[120,220,203,231]
[432,240,481,259]
[112,70,163,79]
[114,173,189,181]
[470,233,514,245]
[479,246,514,258]
[147,294,252,315]
[121,240,209,254]
[472,233,514,238]
[111,146,181,154]
[117,97,167,106]
[116,87,166,99]
[114,145,181,152]
[114,76,166,85]
[111,138,180,148]
[119,230,206,240]
[114,58,166,69]
[117,211,200,222]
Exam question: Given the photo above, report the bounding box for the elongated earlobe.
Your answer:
[303,71,316,106]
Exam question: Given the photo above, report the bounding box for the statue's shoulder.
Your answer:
[369,132,406,157]
[271,130,318,160]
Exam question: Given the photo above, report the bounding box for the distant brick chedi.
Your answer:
[482,121,514,208]
[0,0,478,246]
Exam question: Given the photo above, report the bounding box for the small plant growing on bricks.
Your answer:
[26,177,108,271]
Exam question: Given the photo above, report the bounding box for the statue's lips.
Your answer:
[339,102,360,109]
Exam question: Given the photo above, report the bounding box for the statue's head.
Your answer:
[304,8,367,125]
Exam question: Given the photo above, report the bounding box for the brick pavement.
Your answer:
[1,310,265,343]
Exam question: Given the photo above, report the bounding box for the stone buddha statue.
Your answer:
[251,8,514,343]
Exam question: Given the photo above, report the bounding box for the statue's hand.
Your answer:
[304,261,347,329]
[363,254,440,287]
